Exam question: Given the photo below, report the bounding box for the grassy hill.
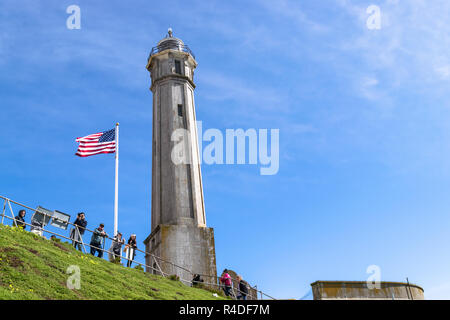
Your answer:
[0,224,225,300]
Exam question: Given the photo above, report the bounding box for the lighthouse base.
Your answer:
[144,224,217,286]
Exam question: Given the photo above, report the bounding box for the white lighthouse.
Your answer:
[144,29,217,284]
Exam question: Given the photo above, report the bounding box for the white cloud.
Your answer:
[434,65,450,80]
[359,76,382,101]
[289,123,316,134]
[197,70,290,117]
[259,0,329,33]
[337,0,450,90]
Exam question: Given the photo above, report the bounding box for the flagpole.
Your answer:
[114,122,119,237]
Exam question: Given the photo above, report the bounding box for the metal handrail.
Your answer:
[0,195,274,300]
[0,195,266,299]
[148,43,195,61]
[0,196,177,275]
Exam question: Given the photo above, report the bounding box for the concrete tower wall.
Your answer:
[149,51,205,228]
[144,36,216,284]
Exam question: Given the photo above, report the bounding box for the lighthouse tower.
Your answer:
[143,29,217,284]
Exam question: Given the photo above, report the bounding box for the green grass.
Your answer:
[0,225,226,300]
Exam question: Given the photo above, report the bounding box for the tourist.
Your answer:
[30,211,44,236]
[89,223,108,258]
[70,212,87,251]
[109,231,125,263]
[220,269,233,297]
[125,234,137,267]
[13,210,26,229]
[237,275,248,300]
[192,274,204,287]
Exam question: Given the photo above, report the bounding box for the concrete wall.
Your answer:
[144,224,217,284]
[311,281,425,300]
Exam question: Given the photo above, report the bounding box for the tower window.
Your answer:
[177,104,183,117]
[175,60,182,74]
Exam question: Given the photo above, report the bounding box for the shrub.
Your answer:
[134,264,144,271]
[50,236,61,243]
[168,274,180,281]
[112,256,122,265]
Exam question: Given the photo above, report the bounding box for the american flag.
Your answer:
[75,129,116,157]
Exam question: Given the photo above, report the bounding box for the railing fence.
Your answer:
[0,195,275,300]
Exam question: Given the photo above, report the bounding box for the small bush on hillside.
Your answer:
[50,236,61,243]
[168,274,180,281]
[134,264,144,271]
[112,256,122,265]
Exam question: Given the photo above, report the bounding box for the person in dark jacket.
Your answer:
[13,210,26,229]
[237,275,249,300]
[125,234,137,267]
[90,223,108,258]
[70,212,87,251]
[192,274,204,287]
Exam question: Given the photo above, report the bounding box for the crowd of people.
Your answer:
[219,269,249,300]
[12,209,252,299]
[12,209,138,267]
[192,270,250,300]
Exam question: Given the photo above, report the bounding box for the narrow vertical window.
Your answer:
[175,60,182,74]
[177,104,183,117]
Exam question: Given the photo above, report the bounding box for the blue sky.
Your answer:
[1,0,450,299]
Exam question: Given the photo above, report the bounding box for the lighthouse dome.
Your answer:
[149,28,195,60]
[157,28,185,48]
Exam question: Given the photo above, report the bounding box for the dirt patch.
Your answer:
[53,242,69,252]
[8,256,24,268]
[176,292,184,296]
[60,281,84,299]
[27,248,39,256]
[33,268,42,276]
[0,248,24,268]
[150,287,159,292]
[48,264,59,271]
